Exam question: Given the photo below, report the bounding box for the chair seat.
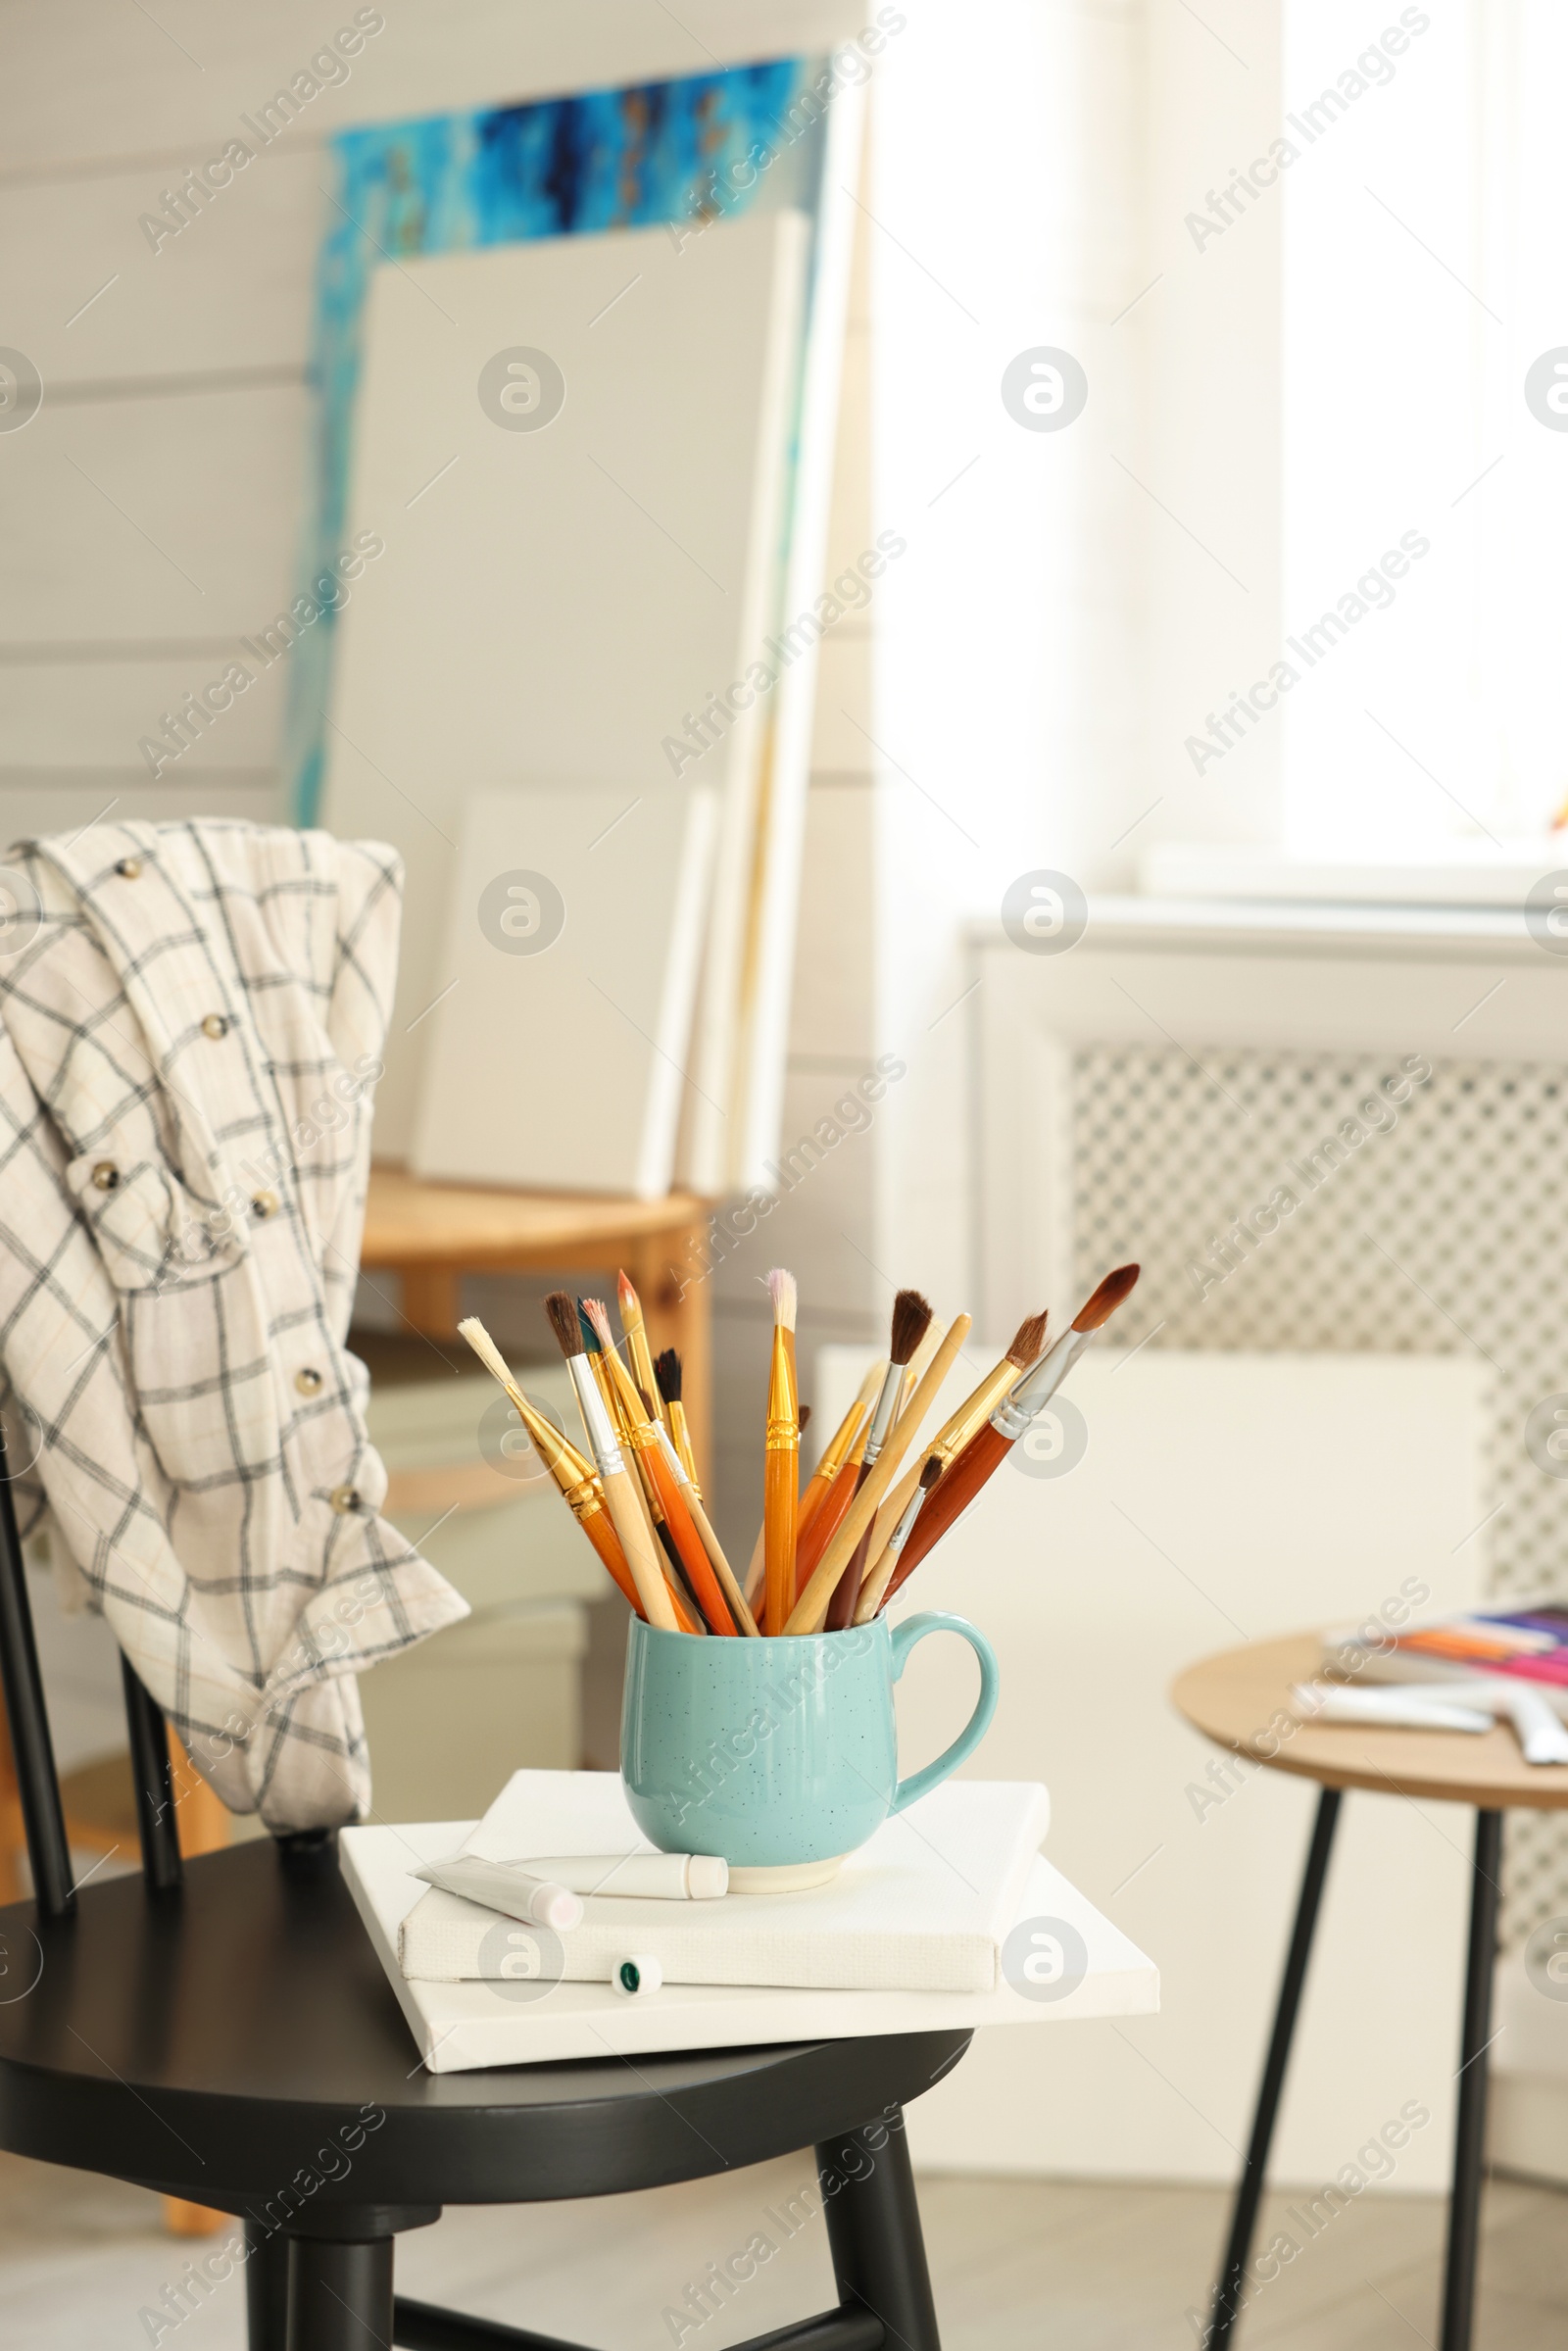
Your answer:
[0,1838,970,2214]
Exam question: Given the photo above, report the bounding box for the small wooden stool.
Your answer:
[1174,1632,1568,2351]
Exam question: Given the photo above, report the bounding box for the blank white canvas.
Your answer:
[412,784,717,1198]
[813,1343,1488,2187]
[319,211,808,1160]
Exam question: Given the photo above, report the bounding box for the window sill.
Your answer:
[1139,840,1563,909]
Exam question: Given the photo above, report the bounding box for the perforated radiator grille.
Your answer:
[1071,1044,1568,1945]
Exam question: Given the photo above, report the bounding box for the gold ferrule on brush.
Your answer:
[668,1398,700,1493]
[766,1414,800,1449]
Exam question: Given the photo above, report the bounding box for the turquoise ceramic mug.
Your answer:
[619,1611,999,1889]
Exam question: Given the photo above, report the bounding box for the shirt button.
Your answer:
[90,1162,120,1192]
[250,1191,279,1220]
[201,1014,228,1041]
[295,1367,323,1396]
[328,1484,361,1515]
[115,857,142,879]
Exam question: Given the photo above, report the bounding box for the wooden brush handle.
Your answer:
[575,1504,646,1619]
[878,1422,1010,1607]
[763,1444,798,1636]
[684,1487,759,1635]
[785,1315,972,1635]
[792,1455,859,1599]
[602,1466,679,1630]
[645,1443,737,1634]
[825,1462,875,1631]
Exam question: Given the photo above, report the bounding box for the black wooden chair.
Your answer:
[0,1445,968,2350]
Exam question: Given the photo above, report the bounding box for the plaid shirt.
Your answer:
[0,820,466,1832]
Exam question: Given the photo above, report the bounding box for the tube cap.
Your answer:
[534,1882,584,1932]
[612,1954,663,1997]
[686,1855,729,1899]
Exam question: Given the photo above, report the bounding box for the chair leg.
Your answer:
[286,2233,393,2351]
[245,2220,290,2350]
[1206,1784,1343,2347]
[1438,1808,1502,2351]
[817,2107,941,2351]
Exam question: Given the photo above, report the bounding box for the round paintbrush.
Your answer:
[761,1269,799,1636]
[826,1287,932,1631]
[865,1308,1048,1564]
[543,1290,679,1631]
[879,1263,1140,1605]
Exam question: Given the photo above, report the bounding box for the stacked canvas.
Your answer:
[319,179,857,1196]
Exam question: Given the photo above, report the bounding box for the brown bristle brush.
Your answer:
[825,1287,932,1631]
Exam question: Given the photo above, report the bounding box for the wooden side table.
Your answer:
[359,1166,714,1476]
[1174,1633,1568,2351]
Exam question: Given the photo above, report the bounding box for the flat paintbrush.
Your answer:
[654,1348,701,1488]
[826,1288,932,1630]
[762,1269,800,1636]
[866,1308,1048,1562]
[878,1263,1140,1604]
[544,1290,679,1632]
[584,1298,738,1636]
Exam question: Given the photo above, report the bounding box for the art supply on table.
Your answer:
[583,1297,738,1635]
[544,1289,679,1630]
[521,1851,730,1899]
[762,1268,800,1635]
[414,1855,585,1931]
[828,1288,932,1631]
[876,1265,1140,1606]
[1331,1605,1568,1706]
[611,1955,662,1997]
[1289,1683,1494,1735]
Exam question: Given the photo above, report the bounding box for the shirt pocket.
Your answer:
[64,1152,244,1295]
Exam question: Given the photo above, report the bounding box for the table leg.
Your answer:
[401,1266,462,1338]
[1206,1785,1343,2347]
[1438,1808,1502,2351]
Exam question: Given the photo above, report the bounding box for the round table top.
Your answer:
[1172,1632,1568,1811]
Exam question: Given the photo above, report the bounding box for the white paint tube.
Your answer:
[414,1856,583,1932]
[508,1853,728,1899]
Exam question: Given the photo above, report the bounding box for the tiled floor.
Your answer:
[3,2150,1566,2349]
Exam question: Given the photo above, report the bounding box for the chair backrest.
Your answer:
[0,1424,181,1914]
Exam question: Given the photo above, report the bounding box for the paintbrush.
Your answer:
[651,1347,759,1634]
[583,1298,738,1635]
[787,1312,972,1635]
[654,1347,700,1489]
[879,1264,1140,1604]
[458,1316,698,1630]
[799,1364,879,1543]
[866,1308,1049,1562]
[576,1301,707,1632]
[826,1288,933,1630]
[855,1456,944,1623]
[762,1269,800,1636]
[741,1399,811,1618]
[784,1389,878,1606]
[544,1291,679,1631]
[616,1269,668,1430]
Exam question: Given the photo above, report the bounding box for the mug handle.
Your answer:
[888,1610,1000,1815]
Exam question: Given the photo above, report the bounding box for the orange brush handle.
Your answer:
[796,1465,836,1543]
[793,1455,859,1600]
[645,1443,736,1634]
[764,1445,798,1635]
[824,1460,875,1632]
[577,1505,647,1619]
[877,1422,1010,1608]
